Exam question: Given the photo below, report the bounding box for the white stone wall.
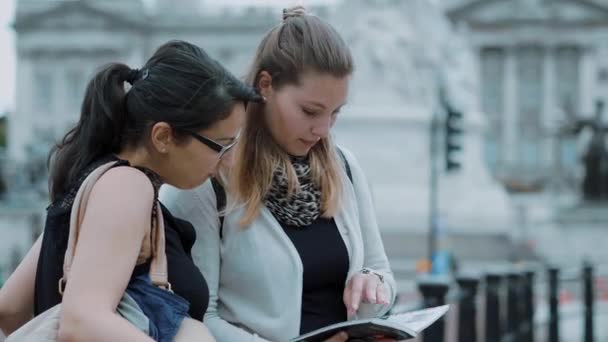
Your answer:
[9,1,276,161]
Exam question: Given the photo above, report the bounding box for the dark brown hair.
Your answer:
[49,40,261,200]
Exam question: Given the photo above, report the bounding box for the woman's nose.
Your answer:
[311,116,331,138]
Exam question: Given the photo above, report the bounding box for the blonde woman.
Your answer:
[162,8,396,342]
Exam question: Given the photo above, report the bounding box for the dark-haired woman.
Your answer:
[0,40,262,341]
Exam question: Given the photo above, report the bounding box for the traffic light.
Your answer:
[445,105,463,171]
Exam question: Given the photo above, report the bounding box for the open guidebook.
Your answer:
[290,305,450,342]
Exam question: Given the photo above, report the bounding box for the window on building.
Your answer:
[66,69,84,113]
[218,47,234,62]
[555,46,581,175]
[517,46,543,172]
[34,70,53,112]
[481,47,505,173]
[555,46,581,112]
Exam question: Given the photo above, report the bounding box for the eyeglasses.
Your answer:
[184,129,241,159]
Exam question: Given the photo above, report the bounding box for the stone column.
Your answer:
[503,46,518,172]
[9,55,34,162]
[579,46,595,116]
[57,58,70,138]
[542,46,556,169]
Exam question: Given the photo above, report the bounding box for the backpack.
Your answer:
[211,148,353,239]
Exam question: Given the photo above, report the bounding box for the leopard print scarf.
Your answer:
[264,156,321,227]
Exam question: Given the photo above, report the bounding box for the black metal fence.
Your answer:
[414,261,605,342]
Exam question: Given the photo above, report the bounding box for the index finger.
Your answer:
[345,275,364,315]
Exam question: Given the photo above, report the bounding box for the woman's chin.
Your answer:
[174,177,209,190]
[289,141,317,156]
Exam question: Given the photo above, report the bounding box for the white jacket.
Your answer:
[160,147,396,342]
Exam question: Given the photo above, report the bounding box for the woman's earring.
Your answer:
[262,96,267,103]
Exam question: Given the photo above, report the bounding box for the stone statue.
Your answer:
[560,100,608,201]
[332,0,481,115]
[333,0,447,108]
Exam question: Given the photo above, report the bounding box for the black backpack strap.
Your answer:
[210,177,226,239]
[337,147,353,184]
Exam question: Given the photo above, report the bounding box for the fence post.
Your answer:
[522,270,535,342]
[418,276,451,342]
[583,262,594,342]
[504,271,522,342]
[485,273,502,342]
[548,267,559,342]
[456,274,479,342]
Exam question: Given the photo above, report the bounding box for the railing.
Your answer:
[407,261,607,342]
[2,262,606,341]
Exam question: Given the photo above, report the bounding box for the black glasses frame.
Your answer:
[184,130,240,158]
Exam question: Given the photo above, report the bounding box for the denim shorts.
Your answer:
[125,273,191,342]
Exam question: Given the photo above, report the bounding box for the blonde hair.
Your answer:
[229,6,354,226]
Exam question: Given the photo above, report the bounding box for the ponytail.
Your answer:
[48,63,131,200]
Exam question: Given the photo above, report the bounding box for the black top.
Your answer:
[280,216,350,335]
[34,156,209,321]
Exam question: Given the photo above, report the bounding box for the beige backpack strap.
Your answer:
[149,202,170,290]
[59,161,169,295]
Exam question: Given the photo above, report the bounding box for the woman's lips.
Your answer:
[299,138,319,146]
